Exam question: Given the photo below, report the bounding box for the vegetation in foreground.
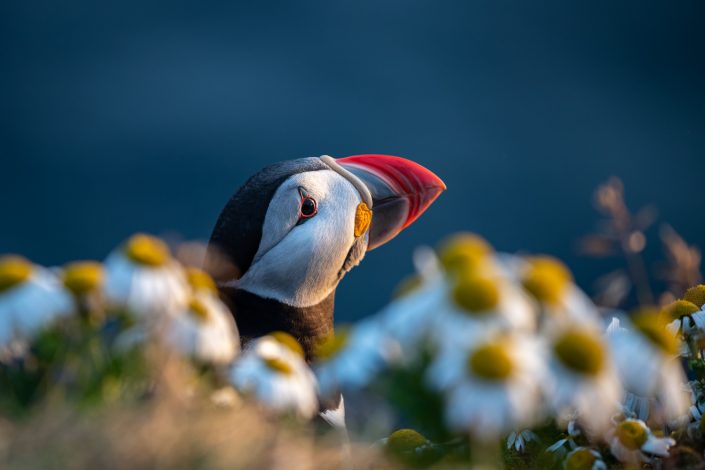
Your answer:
[0,178,703,469]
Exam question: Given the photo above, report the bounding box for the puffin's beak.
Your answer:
[337,154,446,251]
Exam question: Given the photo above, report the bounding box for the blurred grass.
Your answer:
[0,351,385,469]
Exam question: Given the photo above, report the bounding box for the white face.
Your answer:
[234,169,369,307]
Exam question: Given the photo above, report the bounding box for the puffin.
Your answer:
[205,154,445,361]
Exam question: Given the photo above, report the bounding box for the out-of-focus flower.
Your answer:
[664,299,705,336]
[62,261,104,297]
[428,270,535,348]
[0,255,73,347]
[664,299,705,358]
[608,310,689,422]
[184,267,218,295]
[61,260,105,316]
[230,334,318,419]
[379,274,445,355]
[436,235,536,339]
[382,428,440,467]
[103,234,188,319]
[426,333,546,440]
[165,295,239,365]
[437,233,496,277]
[313,321,399,396]
[545,326,622,434]
[682,284,705,309]
[378,236,536,357]
[682,395,705,440]
[506,429,538,453]
[562,447,606,470]
[518,256,602,330]
[608,418,675,464]
[546,420,581,457]
[160,266,239,364]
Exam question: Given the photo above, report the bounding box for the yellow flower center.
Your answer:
[314,330,349,361]
[188,298,210,321]
[62,261,104,295]
[386,429,428,453]
[616,420,648,450]
[553,329,605,376]
[393,274,423,299]
[185,267,217,293]
[0,256,33,293]
[468,342,514,380]
[452,275,500,314]
[270,331,305,358]
[565,449,597,470]
[521,256,572,305]
[263,356,293,375]
[683,284,705,308]
[631,309,679,355]
[124,234,170,267]
[663,300,700,322]
[438,233,493,276]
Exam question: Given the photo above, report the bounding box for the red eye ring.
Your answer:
[298,188,318,220]
[300,196,317,218]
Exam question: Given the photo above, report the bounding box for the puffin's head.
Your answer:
[206,154,445,308]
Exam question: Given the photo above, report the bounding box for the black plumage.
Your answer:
[206,157,335,360]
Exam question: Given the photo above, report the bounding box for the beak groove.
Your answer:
[336,154,445,250]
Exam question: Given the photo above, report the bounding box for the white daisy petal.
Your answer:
[230,335,318,420]
[164,293,240,364]
[0,257,73,349]
[103,235,189,319]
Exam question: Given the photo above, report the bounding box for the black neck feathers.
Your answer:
[221,287,335,363]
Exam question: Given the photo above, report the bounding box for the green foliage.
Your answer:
[373,350,449,443]
[0,313,149,416]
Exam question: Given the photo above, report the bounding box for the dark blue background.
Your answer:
[2,1,704,322]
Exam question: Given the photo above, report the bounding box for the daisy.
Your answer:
[230,334,318,419]
[425,333,547,440]
[428,270,536,348]
[664,299,705,336]
[378,237,535,356]
[391,245,442,299]
[184,267,219,295]
[544,325,622,434]
[682,389,704,440]
[61,260,105,317]
[663,298,705,359]
[545,420,581,457]
[608,309,689,423]
[0,255,73,347]
[314,320,399,396]
[506,429,538,453]
[608,418,675,465]
[377,243,463,353]
[562,447,606,470]
[682,284,705,310]
[103,234,189,319]
[164,294,239,365]
[437,232,497,278]
[436,235,536,339]
[382,429,440,467]
[378,273,447,355]
[518,256,602,331]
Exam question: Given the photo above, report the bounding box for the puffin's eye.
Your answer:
[301,197,317,217]
[298,188,318,222]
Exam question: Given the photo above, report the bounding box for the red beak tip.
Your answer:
[338,154,445,228]
[338,154,445,189]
